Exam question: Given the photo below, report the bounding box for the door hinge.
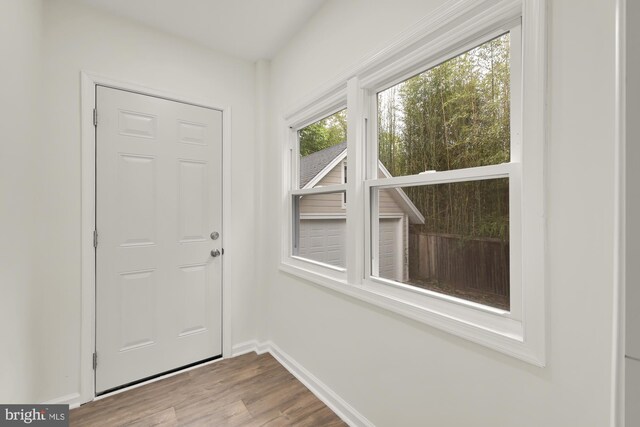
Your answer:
[93,352,98,370]
[93,108,98,127]
[93,230,98,249]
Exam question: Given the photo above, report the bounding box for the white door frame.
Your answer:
[613,0,626,424]
[79,71,233,405]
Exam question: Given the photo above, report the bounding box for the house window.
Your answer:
[282,0,545,365]
[291,109,348,272]
[369,32,515,311]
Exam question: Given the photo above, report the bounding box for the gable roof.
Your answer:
[300,141,425,225]
[300,141,347,188]
[377,162,425,225]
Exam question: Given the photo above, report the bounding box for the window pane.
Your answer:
[298,109,347,188]
[372,178,509,310]
[377,33,511,177]
[293,192,346,269]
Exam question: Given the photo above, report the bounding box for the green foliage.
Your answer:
[299,110,347,156]
[379,34,511,239]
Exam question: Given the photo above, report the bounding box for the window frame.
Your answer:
[280,0,546,366]
[365,21,523,328]
[285,98,349,280]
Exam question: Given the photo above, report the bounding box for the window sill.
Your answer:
[279,260,544,367]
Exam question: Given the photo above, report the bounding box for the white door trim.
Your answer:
[613,0,626,425]
[79,71,233,405]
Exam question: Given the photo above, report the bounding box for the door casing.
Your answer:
[79,71,233,406]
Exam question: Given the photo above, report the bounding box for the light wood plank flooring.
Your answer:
[70,352,347,426]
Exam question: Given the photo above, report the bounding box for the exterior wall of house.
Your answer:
[319,160,344,185]
[299,161,406,217]
[379,191,407,216]
[300,160,345,216]
[263,0,617,425]
[299,192,345,216]
[299,160,409,280]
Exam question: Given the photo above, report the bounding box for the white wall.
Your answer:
[29,0,258,403]
[0,0,42,403]
[0,0,620,419]
[263,0,616,425]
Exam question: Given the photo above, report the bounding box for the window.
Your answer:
[290,109,348,274]
[298,109,347,189]
[369,32,515,312]
[282,0,545,365]
[371,178,510,311]
[292,191,347,269]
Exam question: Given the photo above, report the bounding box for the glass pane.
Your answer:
[293,192,346,269]
[372,178,509,310]
[298,109,347,188]
[377,33,511,177]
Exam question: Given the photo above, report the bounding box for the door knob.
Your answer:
[211,249,221,258]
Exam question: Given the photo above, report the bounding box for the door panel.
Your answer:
[178,263,208,337]
[96,86,222,393]
[178,160,208,242]
[117,154,157,246]
[119,269,156,351]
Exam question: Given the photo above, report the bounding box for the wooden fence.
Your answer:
[408,230,510,298]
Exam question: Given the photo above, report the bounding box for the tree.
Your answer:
[377,33,511,240]
[299,110,347,156]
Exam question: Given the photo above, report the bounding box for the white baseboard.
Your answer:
[51,341,372,425]
[255,341,271,355]
[231,340,373,427]
[43,392,82,409]
[231,340,260,357]
[267,342,374,427]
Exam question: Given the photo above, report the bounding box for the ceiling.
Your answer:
[80,0,326,61]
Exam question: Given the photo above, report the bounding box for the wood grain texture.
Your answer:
[70,352,347,427]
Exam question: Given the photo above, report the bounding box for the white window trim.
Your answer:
[284,96,349,279]
[280,0,546,366]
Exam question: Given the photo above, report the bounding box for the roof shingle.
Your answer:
[299,141,347,188]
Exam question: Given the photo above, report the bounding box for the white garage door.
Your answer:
[298,219,345,268]
[298,218,403,279]
[378,218,403,282]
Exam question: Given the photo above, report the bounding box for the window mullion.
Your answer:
[346,77,365,285]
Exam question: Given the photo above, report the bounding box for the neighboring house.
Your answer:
[297,141,424,282]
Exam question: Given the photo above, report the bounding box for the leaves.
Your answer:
[378,34,511,239]
[299,109,347,156]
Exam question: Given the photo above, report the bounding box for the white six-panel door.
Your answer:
[95,86,222,393]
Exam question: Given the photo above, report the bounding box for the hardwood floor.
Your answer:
[70,352,347,427]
